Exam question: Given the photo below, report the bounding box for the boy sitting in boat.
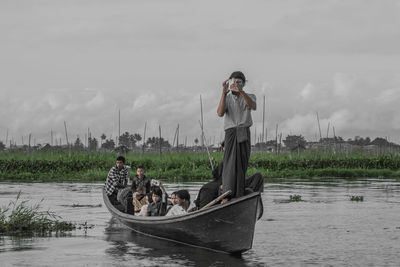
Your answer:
[166,190,196,216]
[104,156,130,210]
[147,181,168,216]
[131,166,151,194]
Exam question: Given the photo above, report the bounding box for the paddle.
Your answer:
[200,190,232,210]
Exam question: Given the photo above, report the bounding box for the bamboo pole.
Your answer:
[326,122,330,138]
[177,124,179,149]
[316,112,322,141]
[142,122,147,154]
[275,124,278,154]
[262,95,265,143]
[118,109,121,146]
[5,129,8,148]
[159,125,162,156]
[198,120,214,170]
[64,121,69,146]
[200,95,204,148]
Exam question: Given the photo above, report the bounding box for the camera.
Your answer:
[228,79,234,90]
[151,179,160,186]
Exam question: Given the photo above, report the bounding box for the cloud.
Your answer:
[131,93,156,111]
[85,91,105,109]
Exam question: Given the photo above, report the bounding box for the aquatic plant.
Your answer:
[0,192,76,235]
[289,195,302,202]
[350,195,364,202]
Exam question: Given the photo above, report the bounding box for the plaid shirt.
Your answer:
[104,165,130,196]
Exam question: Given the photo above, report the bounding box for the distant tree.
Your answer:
[348,136,371,146]
[88,137,98,151]
[118,132,142,150]
[133,133,142,143]
[283,135,307,151]
[265,140,277,146]
[74,136,84,149]
[371,137,390,146]
[0,141,5,151]
[194,138,199,146]
[101,139,115,150]
[146,137,171,148]
[100,134,106,145]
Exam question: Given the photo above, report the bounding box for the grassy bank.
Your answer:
[1,151,400,182]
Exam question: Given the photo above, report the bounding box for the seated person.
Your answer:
[138,193,152,216]
[104,156,130,210]
[147,183,168,216]
[194,170,222,210]
[166,190,196,216]
[131,166,151,193]
[133,186,147,213]
[167,191,177,212]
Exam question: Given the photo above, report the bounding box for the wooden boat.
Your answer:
[103,189,263,254]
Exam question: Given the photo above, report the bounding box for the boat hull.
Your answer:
[103,189,261,254]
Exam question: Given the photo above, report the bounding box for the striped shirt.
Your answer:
[104,165,130,196]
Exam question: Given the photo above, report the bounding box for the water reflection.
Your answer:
[103,217,262,267]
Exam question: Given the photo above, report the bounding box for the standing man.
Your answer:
[105,156,130,208]
[217,71,256,201]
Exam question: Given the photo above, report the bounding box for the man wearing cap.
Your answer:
[217,71,256,201]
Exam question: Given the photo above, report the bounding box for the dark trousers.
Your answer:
[222,127,251,198]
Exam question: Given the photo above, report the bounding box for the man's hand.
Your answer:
[230,83,243,94]
[222,80,229,95]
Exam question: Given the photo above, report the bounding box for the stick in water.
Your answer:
[201,190,232,210]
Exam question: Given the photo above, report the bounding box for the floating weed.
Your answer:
[350,195,364,202]
[76,221,95,235]
[0,192,77,236]
[68,204,102,208]
[289,195,303,202]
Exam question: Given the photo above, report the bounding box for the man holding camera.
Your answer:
[217,71,256,202]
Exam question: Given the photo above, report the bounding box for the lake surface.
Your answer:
[1,179,400,266]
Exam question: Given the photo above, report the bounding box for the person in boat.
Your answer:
[132,186,147,213]
[193,167,222,209]
[105,156,130,209]
[147,183,168,216]
[131,166,151,193]
[217,72,256,202]
[166,190,196,216]
[167,191,178,212]
[138,193,152,216]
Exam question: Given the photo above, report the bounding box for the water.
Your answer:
[1,180,400,266]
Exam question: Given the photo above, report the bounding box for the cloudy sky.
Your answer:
[1,0,400,146]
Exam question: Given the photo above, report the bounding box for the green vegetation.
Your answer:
[1,151,400,182]
[0,192,77,235]
[289,195,303,202]
[350,195,364,201]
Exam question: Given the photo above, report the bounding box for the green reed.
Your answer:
[0,192,76,235]
[1,151,400,182]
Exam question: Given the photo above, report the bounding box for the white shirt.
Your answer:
[223,91,256,130]
[166,202,196,216]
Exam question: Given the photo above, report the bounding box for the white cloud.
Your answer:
[300,83,314,100]
[85,91,105,109]
[131,93,156,111]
